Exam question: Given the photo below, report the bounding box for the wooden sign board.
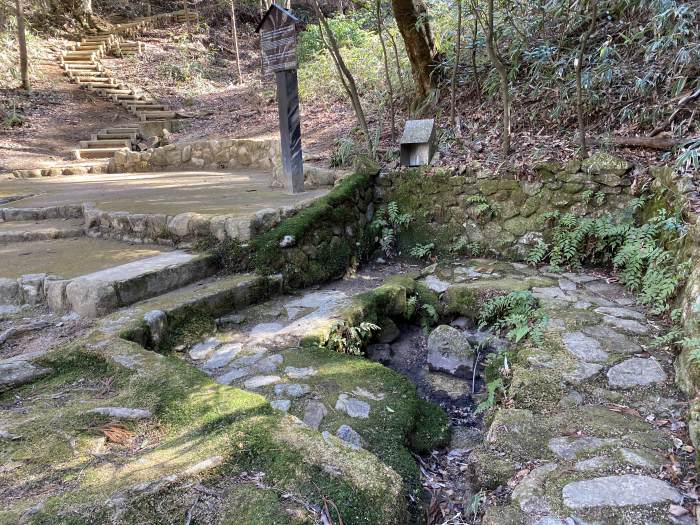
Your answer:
[256,4,299,74]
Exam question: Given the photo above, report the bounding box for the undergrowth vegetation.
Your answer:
[527,198,690,313]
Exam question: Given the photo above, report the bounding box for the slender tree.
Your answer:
[484,0,510,156]
[16,0,29,91]
[230,0,242,83]
[386,29,405,94]
[390,0,437,100]
[311,0,372,153]
[450,0,462,127]
[376,0,396,140]
[575,0,597,157]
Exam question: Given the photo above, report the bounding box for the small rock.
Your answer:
[607,358,666,389]
[351,387,385,400]
[575,455,615,471]
[336,424,363,449]
[335,394,370,418]
[143,310,167,346]
[423,275,451,293]
[284,366,317,379]
[243,375,281,389]
[548,436,619,460]
[562,474,681,508]
[88,407,152,420]
[253,354,284,373]
[594,306,645,321]
[366,343,392,364]
[619,448,664,469]
[426,325,474,377]
[0,361,52,391]
[378,318,400,344]
[603,315,649,335]
[274,383,311,398]
[215,367,250,384]
[270,399,291,412]
[559,391,584,408]
[279,235,295,247]
[450,316,471,330]
[216,313,246,327]
[0,429,21,441]
[189,338,218,360]
[562,332,609,362]
[303,401,327,429]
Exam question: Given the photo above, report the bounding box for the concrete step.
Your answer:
[79,138,132,149]
[140,111,177,121]
[55,251,218,317]
[73,147,128,160]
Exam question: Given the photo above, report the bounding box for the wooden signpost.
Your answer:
[256,4,304,194]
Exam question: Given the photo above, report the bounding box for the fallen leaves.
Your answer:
[101,424,134,445]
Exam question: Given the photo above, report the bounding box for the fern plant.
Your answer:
[324,321,380,355]
[478,291,547,343]
[371,202,413,258]
[465,194,499,219]
[410,242,435,260]
[529,203,689,313]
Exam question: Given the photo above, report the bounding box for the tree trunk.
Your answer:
[230,0,242,83]
[16,0,29,91]
[450,0,462,127]
[390,0,437,100]
[485,0,509,156]
[312,0,372,154]
[184,0,190,37]
[575,0,597,157]
[376,0,396,140]
[470,12,480,102]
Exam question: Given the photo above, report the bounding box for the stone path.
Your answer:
[56,10,196,162]
[420,260,692,525]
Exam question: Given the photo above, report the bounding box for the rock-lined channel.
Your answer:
[176,258,693,524]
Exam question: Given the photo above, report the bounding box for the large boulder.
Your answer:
[426,325,474,378]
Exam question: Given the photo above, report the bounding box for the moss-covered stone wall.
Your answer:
[252,163,378,288]
[376,152,636,258]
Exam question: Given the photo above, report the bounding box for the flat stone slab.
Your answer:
[581,325,641,354]
[549,436,619,460]
[285,366,317,379]
[87,407,152,419]
[335,394,370,418]
[270,399,291,412]
[202,343,242,370]
[607,358,666,388]
[562,475,681,509]
[422,275,451,293]
[303,400,327,429]
[189,338,219,360]
[562,332,609,362]
[0,360,52,391]
[603,315,649,335]
[274,383,311,398]
[594,306,645,321]
[243,375,281,389]
[336,424,363,449]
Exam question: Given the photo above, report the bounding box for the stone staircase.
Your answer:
[57,10,197,161]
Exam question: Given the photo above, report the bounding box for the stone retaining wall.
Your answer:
[108,137,283,178]
[0,205,83,222]
[376,152,637,258]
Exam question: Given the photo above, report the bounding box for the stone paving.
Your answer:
[0,170,328,216]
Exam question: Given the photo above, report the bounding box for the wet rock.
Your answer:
[270,399,291,412]
[426,325,474,377]
[423,275,451,293]
[0,361,52,392]
[274,383,311,398]
[336,424,363,449]
[378,318,400,343]
[88,407,152,419]
[215,367,250,384]
[562,332,609,362]
[202,343,242,370]
[243,375,281,389]
[575,455,615,471]
[284,366,317,379]
[143,310,167,347]
[548,436,619,460]
[465,329,509,351]
[253,354,284,373]
[189,338,218,360]
[366,343,392,364]
[562,474,681,509]
[303,401,327,429]
[607,358,665,389]
[335,394,370,418]
[602,315,650,335]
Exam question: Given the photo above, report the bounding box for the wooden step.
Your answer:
[140,110,176,121]
[80,138,132,149]
[94,131,138,141]
[130,104,168,114]
[73,147,128,160]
